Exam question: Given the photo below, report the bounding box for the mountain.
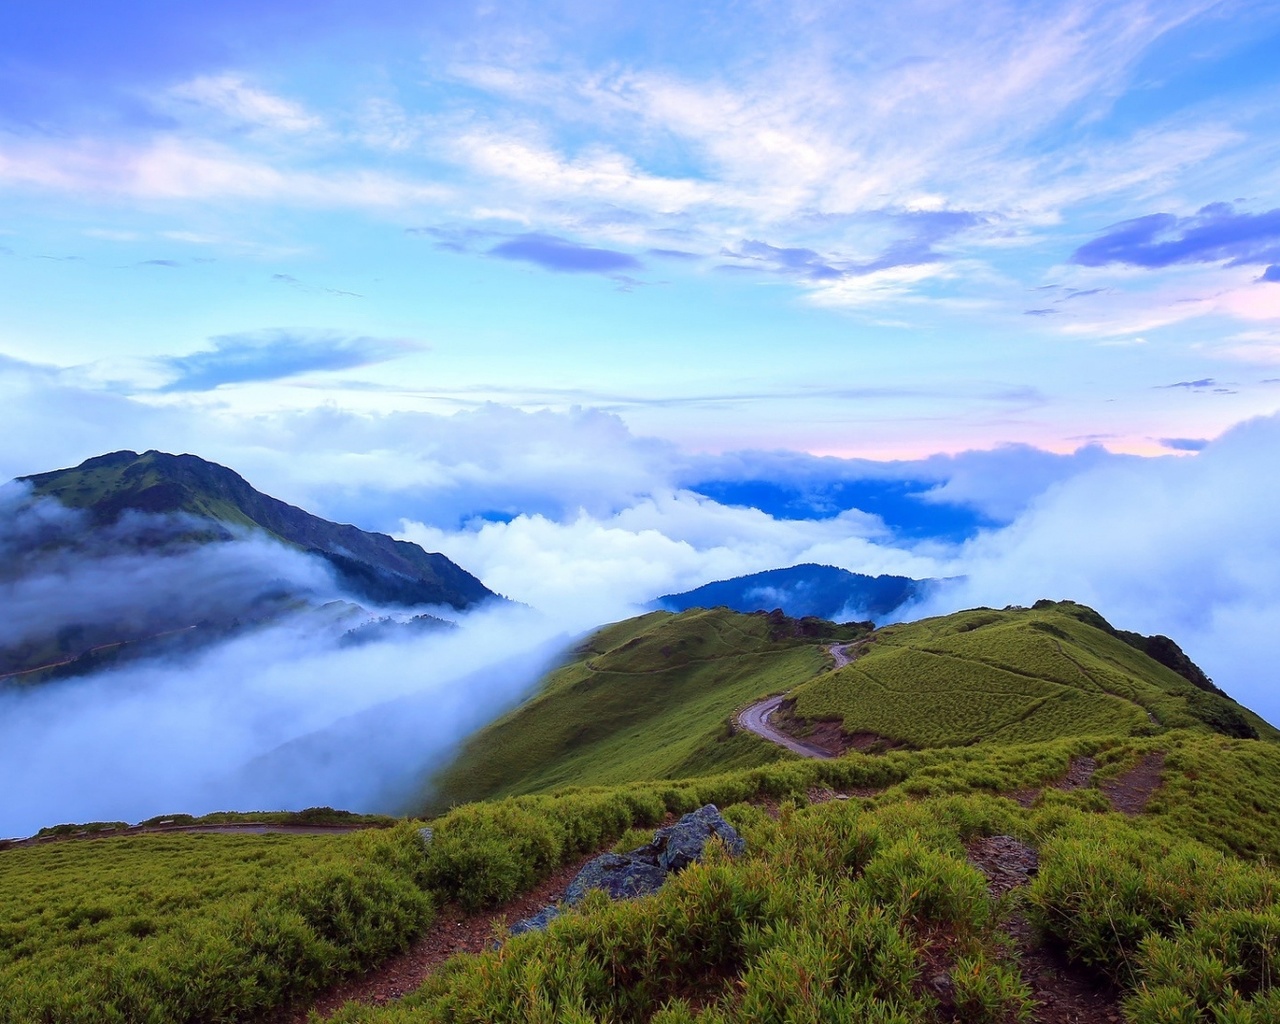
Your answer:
[10,599,1280,1024]
[2,450,496,685]
[422,600,1276,812]
[20,449,497,610]
[656,562,929,621]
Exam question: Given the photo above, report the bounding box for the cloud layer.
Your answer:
[3,394,1280,833]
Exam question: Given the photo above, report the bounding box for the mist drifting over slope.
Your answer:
[0,490,578,837]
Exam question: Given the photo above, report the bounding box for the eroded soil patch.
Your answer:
[1008,755,1097,808]
[967,834,1039,897]
[274,850,603,1022]
[1100,751,1165,816]
[966,835,1122,1024]
[771,701,905,757]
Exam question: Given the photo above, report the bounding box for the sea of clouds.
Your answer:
[2,364,1277,834]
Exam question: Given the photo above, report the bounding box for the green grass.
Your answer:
[0,825,432,1023]
[335,797,1032,1024]
[26,457,259,530]
[338,782,1280,1024]
[787,602,1278,749]
[8,730,1280,1022]
[6,600,1280,1022]
[420,608,867,813]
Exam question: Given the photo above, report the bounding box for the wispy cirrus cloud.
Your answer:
[0,137,449,207]
[156,331,421,392]
[409,225,645,279]
[719,209,985,282]
[168,74,325,134]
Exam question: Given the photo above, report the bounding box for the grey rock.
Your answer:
[507,805,748,936]
[564,853,669,906]
[642,804,746,873]
[509,905,560,936]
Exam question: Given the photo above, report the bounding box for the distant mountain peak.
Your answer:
[20,449,498,611]
[657,562,930,622]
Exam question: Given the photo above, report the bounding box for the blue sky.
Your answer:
[3,0,1280,457]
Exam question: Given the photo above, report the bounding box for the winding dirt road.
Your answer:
[736,695,833,759]
[735,642,859,759]
[828,641,858,669]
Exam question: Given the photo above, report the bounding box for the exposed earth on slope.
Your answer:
[966,836,1123,1024]
[1101,752,1168,816]
[275,847,611,1022]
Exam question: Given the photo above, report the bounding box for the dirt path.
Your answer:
[1007,751,1165,817]
[1009,756,1098,808]
[1100,752,1166,815]
[273,849,604,1022]
[735,642,860,759]
[828,641,859,668]
[966,835,1123,1023]
[0,625,200,681]
[0,822,380,850]
[736,695,834,759]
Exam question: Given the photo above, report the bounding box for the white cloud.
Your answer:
[453,130,724,214]
[916,411,1280,723]
[0,137,449,206]
[399,490,931,623]
[169,74,326,134]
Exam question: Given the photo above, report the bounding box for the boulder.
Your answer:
[642,804,746,873]
[564,853,669,906]
[506,804,746,936]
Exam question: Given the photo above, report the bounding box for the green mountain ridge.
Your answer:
[2,449,496,685]
[421,600,1275,815]
[21,449,498,610]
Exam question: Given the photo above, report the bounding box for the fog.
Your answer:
[0,484,342,651]
[0,491,596,838]
[398,412,1280,727]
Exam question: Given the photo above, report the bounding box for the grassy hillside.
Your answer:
[421,609,870,812]
[423,601,1274,816]
[9,731,1280,1022]
[786,600,1278,749]
[7,600,1280,1022]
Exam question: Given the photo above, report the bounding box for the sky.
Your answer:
[2,0,1280,456]
[2,0,1280,754]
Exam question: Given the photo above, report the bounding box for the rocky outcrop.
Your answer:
[508,906,561,936]
[563,854,669,905]
[644,802,747,872]
[510,804,745,935]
